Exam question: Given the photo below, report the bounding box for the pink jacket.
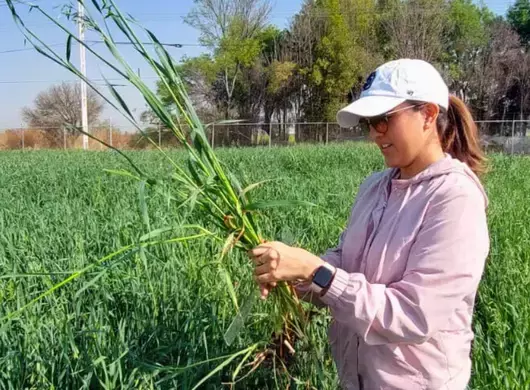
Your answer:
[305,155,489,389]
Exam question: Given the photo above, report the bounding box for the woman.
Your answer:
[249,59,490,389]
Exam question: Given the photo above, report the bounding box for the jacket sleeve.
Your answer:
[319,183,489,345]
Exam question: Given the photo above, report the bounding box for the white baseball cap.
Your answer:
[337,59,449,128]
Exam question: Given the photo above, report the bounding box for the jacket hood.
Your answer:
[386,154,488,208]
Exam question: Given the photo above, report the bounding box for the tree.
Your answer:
[265,59,298,125]
[22,83,104,145]
[460,21,524,122]
[446,0,492,55]
[141,54,220,145]
[304,0,358,121]
[443,0,494,103]
[288,0,380,123]
[382,0,448,63]
[326,0,381,115]
[151,28,287,123]
[284,0,325,121]
[185,0,272,118]
[508,0,530,44]
[235,26,298,125]
[168,54,221,123]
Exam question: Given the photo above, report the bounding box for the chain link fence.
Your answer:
[0,126,130,150]
[1,121,529,154]
[207,122,368,148]
[478,120,530,154]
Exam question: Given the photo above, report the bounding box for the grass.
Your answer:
[0,142,529,389]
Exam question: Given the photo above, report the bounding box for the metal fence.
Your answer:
[0,126,126,151]
[1,120,529,154]
[475,120,530,155]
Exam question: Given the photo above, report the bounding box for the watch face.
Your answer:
[313,266,334,288]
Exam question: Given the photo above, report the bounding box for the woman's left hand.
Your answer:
[248,241,324,289]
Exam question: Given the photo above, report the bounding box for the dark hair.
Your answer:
[413,95,487,177]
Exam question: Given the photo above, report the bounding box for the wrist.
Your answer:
[302,253,325,282]
[308,260,336,297]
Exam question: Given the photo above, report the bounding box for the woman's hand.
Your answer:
[248,241,324,299]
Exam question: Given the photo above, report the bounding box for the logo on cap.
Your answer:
[362,72,376,91]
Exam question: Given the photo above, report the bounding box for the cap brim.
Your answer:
[336,96,406,128]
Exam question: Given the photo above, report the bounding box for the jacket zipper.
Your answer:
[358,178,391,389]
[357,337,362,389]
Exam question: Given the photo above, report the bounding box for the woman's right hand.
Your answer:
[255,239,276,299]
[259,282,277,300]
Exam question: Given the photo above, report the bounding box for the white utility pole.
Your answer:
[109,117,113,147]
[78,1,89,150]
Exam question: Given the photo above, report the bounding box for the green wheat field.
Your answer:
[1,143,529,389]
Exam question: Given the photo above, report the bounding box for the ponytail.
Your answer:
[436,95,487,177]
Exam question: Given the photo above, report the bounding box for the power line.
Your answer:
[0,43,65,54]
[0,40,245,55]
[0,76,160,85]
[0,40,191,56]
[0,0,27,7]
[84,40,186,48]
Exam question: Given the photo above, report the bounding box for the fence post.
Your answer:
[158,124,161,148]
[63,126,67,150]
[211,123,215,148]
[511,120,515,154]
[21,128,25,150]
[269,122,272,148]
[326,122,329,145]
[109,117,113,147]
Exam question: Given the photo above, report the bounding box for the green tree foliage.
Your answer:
[508,0,530,44]
[297,0,380,121]
[305,0,357,121]
[444,0,495,102]
[149,0,530,126]
[447,0,493,54]
[184,0,271,119]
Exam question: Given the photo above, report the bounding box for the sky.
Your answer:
[0,0,513,129]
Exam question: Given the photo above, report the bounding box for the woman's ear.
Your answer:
[422,103,439,129]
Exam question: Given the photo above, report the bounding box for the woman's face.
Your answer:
[368,103,439,171]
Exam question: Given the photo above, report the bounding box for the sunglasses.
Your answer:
[359,104,425,134]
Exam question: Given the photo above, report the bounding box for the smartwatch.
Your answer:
[311,262,336,296]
